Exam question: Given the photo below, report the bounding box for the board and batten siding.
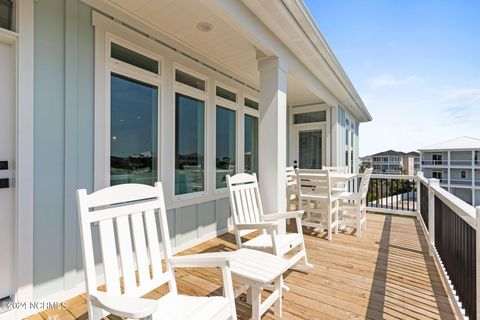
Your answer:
[32,0,231,300]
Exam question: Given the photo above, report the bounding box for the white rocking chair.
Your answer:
[77,182,237,320]
[286,166,299,211]
[226,173,312,270]
[338,168,373,236]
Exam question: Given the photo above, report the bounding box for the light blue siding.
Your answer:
[32,0,232,300]
[33,0,66,299]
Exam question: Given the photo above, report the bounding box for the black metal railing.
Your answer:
[366,178,416,212]
[420,182,429,229]
[434,196,476,318]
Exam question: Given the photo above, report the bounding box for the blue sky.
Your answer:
[304,0,480,156]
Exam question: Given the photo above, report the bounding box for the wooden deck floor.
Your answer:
[26,213,460,320]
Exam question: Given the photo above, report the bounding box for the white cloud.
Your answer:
[441,88,480,104]
[386,40,398,47]
[368,73,428,88]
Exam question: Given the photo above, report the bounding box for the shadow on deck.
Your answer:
[27,213,459,320]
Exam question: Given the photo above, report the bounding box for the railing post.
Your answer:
[416,172,424,216]
[476,206,480,320]
[428,178,439,255]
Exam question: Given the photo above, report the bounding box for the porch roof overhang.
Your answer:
[81,0,372,122]
[240,0,372,123]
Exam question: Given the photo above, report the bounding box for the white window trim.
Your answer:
[215,81,238,105]
[243,93,260,117]
[172,64,209,201]
[92,12,261,210]
[214,81,239,192]
[95,28,163,191]
[108,33,162,77]
[289,104,330,168]
[174,63,208,95]
[242,95,259,174]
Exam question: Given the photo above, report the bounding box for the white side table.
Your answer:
[230,249,289,320]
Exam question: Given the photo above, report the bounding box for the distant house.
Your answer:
[366,150,419,175]
[419,136,480,206]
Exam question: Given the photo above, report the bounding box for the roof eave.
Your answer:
[287,0,372,122]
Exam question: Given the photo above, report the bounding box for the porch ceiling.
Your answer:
[107,0,323,106]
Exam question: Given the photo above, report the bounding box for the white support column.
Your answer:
[257,56,287,233]
[447,150,451,190]
[476,206,480,320]
[416,171,424,215]
[428,178,439,256]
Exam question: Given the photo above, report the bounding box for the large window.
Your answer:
[175,93,205,195]
[244,114,258,174]
[110,74,158,186]
[216,106,236,188]
[433,171,443,181]
[0,0,12,31]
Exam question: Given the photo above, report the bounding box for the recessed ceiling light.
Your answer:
[197,22,213,32]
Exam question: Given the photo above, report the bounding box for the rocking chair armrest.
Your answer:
[236,221,278,232]
[90,292,158,319]
[263,211,304,221]
[170,252,238,268]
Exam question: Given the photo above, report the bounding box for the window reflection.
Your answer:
[110,74,158,186]
[175,93,205,195]
[244,114,258,174]
[216,106,236,188]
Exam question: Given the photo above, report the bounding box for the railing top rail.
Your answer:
[430,179,476,228]
[418,174,429,185]
[369,174,416,180]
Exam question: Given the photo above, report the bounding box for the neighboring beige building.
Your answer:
[420,136,480,206]
[367,150,419,175]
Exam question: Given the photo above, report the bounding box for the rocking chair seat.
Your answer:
[153,293,231,320]
[242,233,303,256]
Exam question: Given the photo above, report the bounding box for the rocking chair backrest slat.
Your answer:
[358,168,373,201]
[115,215,136,292]
[226,173,264,230]
[77,182,176,320]
[131,211,150,286]
[98,218,121,295]
[144,209,163,279]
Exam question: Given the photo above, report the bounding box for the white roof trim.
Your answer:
[419,136,480,151]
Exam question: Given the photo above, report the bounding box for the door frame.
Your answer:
[288,104,330,168]
[290,123,327,168]
[0,31,16,303]
[0,1,35,319]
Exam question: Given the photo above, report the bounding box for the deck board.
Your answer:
[25,213,460,319]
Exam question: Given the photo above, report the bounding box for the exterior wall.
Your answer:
[451,187,473,205]
[336,106,360,173]
[450,168,472,186]
[422,168,448,184]
[450,151,472,165]
[421,151,448,163]
[32,0,233,301]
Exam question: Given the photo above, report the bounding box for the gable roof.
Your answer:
[371,150,406,157]
[419,136,480,151]
[369,150,419,157]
